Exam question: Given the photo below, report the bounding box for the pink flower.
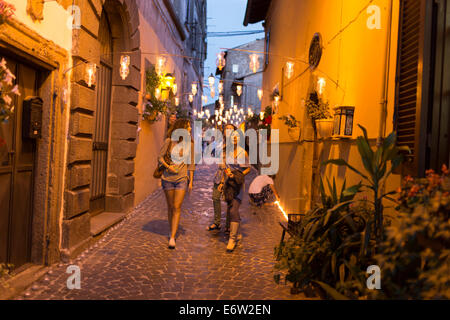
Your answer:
[10,84,19,96]
[3,94,11,105]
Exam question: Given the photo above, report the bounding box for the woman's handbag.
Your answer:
[153,141,172,179]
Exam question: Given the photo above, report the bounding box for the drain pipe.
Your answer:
[377,0,394,146]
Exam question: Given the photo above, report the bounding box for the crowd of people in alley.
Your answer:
[154,113,280,251]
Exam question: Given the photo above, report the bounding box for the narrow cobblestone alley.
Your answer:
[16,165,304,300]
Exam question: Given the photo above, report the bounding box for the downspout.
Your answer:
[377,0,394,146]
[376,0,394,241]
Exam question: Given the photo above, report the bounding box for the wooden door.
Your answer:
[0,56,37,269]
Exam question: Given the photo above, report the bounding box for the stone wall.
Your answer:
[62,0,141,260]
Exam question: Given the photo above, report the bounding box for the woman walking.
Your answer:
[158,119,195,249]
[223,129,251,252]
[206,124,236,233]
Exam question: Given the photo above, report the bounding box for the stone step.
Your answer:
[90,212,126,236]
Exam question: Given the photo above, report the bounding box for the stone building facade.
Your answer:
[0,0,206,278]
[216,39,264,115]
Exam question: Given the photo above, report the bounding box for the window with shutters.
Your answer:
[394,0,421,169]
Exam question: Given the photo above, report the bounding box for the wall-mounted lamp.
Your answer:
[333,106,355,138]
[260,111,265,121]
[175,97,179,106]
[188,94,194,103]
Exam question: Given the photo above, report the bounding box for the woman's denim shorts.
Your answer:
[162,178,188,191]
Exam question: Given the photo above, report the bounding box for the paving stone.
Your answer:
[15,165,306,300]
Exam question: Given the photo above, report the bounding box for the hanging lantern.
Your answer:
[257,89,263,101]
[233,105,238,113]
[216,52,226,71]
[175,97,179,106]
[172,83,178,95]
[248,108,252,116]
[285,61,295,79]
[155,87,161,100]
[189,94,194,103]
[333,106,355,137]
[317,77,326,95]
[119,55,130,80]
[210,87,215,98]
[260,111,265,121]
[205,109,210,118]
[194,109,197,116]
[191,83,198,96]
[218,81,224,94]
[85,62,96,87]
[208,74,215,88]
[273,95,280,113]
[236,84,242,97]
[156,56,166,76]
[249,54,260,73]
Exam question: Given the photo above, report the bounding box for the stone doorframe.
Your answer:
[0,18,69,266]
[63,0,141,260]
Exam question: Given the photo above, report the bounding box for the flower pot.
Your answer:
[288,127,301,142]
[315,119,333,139]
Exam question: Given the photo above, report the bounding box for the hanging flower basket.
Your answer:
[0,1,15,26]
[315,119,333,139]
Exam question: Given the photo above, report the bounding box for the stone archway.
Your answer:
[62,0,141,260]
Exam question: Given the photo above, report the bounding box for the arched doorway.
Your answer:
[90,11,113,215]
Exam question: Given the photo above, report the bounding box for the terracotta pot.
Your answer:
[316,119,333,139]
[288,127,301,141]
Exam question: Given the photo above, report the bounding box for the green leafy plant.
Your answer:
[274,177,375,299]
[323,125,409,242]
[278,114,300,128]
[305,91,331,121]
[373,166,450,299]
[143,66,174,123]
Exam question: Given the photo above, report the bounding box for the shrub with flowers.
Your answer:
[0,1,15,25]
[373,165,450,299]
[0,58,20,123]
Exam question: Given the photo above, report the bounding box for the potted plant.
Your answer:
[279,114,301,141]
[0,57,20,123]
[305,91,332,139]
[143,66,177,123]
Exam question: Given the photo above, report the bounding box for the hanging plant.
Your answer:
[0,58,20,123]
[143,65,175,123]
[279,114,300,128]
[0,1,15,25]
[305,91,331,121]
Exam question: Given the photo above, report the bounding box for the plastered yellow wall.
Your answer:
[11,0,72,52]
[262,0,401,213]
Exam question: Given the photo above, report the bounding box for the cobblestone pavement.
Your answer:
[16,165,306,300]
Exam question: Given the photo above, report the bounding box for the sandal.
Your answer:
[206,223,220,231]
